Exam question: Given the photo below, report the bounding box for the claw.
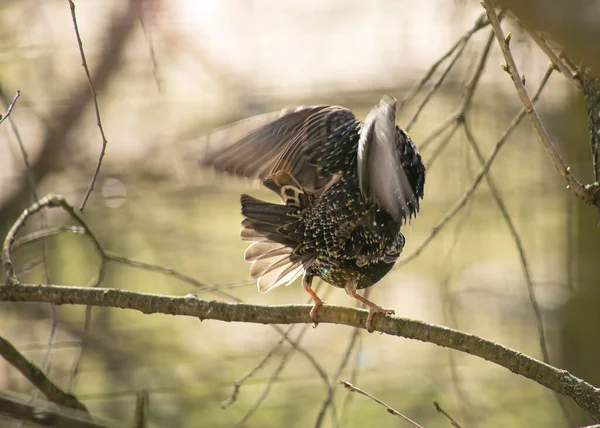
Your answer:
[309,300,326,327]
[304,275,326,327]
[365,307,395,333]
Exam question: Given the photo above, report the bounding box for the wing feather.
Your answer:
[357,95,417,224]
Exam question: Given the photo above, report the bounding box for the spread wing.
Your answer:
[200,105,357,194]
[357,95,418,224]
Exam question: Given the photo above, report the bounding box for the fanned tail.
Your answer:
[241,192,314,293]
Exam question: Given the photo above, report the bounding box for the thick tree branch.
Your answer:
[0,283,599,420]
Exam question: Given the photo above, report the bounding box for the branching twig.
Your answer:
[0,336,88,413]
[397,12,489,113]
[221,329,287,409]
[67,0,109,212]
[522,25,582,91]
[483,1,596,207]
[339,381,423,427]
[398,66,554,268]
[236,323,312,426]
[2,283,600,420]
[2,195,104,286]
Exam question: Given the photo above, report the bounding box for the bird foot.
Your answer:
[365,306,395,333]
[310,300,326,328]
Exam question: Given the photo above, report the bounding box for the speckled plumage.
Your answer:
[202,95,425,330]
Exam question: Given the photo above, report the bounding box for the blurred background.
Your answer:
[1,0,599,427]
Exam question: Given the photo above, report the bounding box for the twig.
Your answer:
[104,251,240,302]
[221,330,287,409]
[339,381,423,427]
[3,283,600,420]
[314,327,361,428]
[2,194,104,286]
[523,25,582,91]
[434,401,463,428]
[398,65,554,268]
[0,336,88,412]
[132,390,149,428]
[138,7,162,91]
[236,323,312,426]
[0,391,115,428]
[418,24,496,153]
[338,335,362,427]
[483,1,595,206]
[405,39,469,131]
[462,121,548,358]
[397,12,489,113]
[67,0,109,212]
[0,90,20,126]
[425,121,461,170]
[462,119,572,422]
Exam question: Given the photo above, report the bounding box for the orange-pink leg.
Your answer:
[345,281,395,332]
[303,275,326,327]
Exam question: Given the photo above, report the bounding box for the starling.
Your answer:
[201,95,425,331]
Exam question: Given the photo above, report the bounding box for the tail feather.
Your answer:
[241,193,314,292]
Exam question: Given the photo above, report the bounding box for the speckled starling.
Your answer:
[201,95,425,331]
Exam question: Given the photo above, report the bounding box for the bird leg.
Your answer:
[344,279,395,333]
[303,275,326,327]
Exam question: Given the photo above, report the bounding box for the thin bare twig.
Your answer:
[483,1,596,206]
[462,121,549,357]
[405,39,469,131]
[339,381,424,427]
[397,12,489,113]
[418,23,496,154]
[522,25,582,91]
[0,90,20,126]
[138,7,162,91]
[67,0,109,212]
[338,335,362,427]
[236,323,313,426]
[0,336,88,412]
[398,66,554,268]
[2,195,104,286]
[434,401,463,428]
[221,328,288,409]
[314,327,361,428]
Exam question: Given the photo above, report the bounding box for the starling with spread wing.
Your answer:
[201,95,425,331]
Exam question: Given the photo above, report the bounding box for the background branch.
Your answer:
[0,336,88,413]
[483,0,597,206]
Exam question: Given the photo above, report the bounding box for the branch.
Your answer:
[398,64,554,268]
[0,391,115,428]
[523,25,582,91]
[67,0,110,212]
[339,381,423,427]
[1,283,599,420]
[483,1,598,207]
[0,90,20,126]
[0,336,88,412]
